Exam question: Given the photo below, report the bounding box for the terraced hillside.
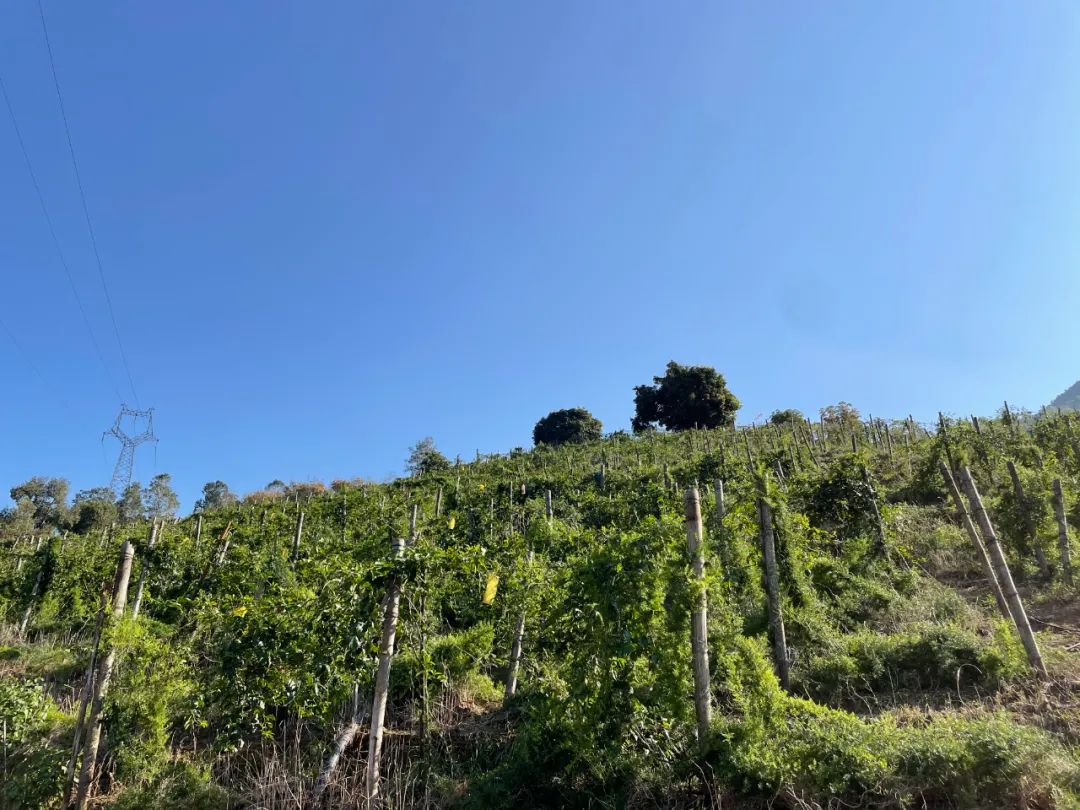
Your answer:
[4,410,1080,808]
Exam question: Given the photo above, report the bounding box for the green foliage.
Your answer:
[118,481,146,524]
[532,407,603,447]
[195,480,237,512]
[770,408,805,425]
[9,475,69,530]
[632,361,740,432]
[3,410,1080,808]
[111,762,230,810]
[407,436,452,476]
[0,677,66,808]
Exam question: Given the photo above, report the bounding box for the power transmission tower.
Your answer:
[104,405,157,496]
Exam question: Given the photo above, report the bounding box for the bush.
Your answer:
[532,408,603,447]
[708,639,1080,808]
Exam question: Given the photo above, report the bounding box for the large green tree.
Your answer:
[407,438,451,476]
[118,482,146,525]
[145,473,180,519]
[533,408,603,446]
[9,476,69,530]
[632,362,740,433]
[71,487,119,534]
[196,480,237,512]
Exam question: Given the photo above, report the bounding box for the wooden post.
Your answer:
[757,497,790,690]
[504,550,533,701]
[195,513,203,545]
[862,467,888,556]
[1007,461,1050,579]
[957,467,1047,678]
[685,487,711,744]
[366,534,405,801]
[17,540,49,637]
[938,412,956,471]
[1052,479,1073,587]
[75,542,135,810]
[939,463,1012,621]
[313,698,370,800]
[62,589,109,808]
[291,510,305,565]
[130,520,160,620]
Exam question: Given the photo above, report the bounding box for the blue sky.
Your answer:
[2,2,1080,510]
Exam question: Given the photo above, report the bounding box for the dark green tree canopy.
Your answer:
[632,362,740,433]
[407,437,451,476]
[118,482,146,525]
[770,408,805,426]
[196,480,237,512]
[533,408,603,446]
[71,488,119,534]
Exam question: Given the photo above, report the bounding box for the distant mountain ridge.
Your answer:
[1050,379,1080,411]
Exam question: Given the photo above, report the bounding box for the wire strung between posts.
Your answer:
[37,0,140,405]
[0,71,122,403]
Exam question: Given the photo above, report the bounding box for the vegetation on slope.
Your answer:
[3,394,1080,808]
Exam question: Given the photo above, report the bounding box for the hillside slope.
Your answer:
[3,414,1080,808]
[1051,379,1080,411]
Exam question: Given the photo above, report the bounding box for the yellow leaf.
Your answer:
[478,483,486,492]
[448,516,456,530]
[482,574,499,605]
[231,605,248,617]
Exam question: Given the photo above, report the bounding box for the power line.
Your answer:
[37,0,140,406]
[0,312,73,412]
[0,71,123,403]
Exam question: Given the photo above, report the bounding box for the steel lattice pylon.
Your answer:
[104,405,157,495]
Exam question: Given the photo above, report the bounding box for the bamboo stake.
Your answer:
[958,467,1047,678]
[685,487,711,743]
[130,520,160,620]
[939,463,1012,621]
[757,497,790,690]
[62,589,109,808]
[366,534,405,801]
[313,699,370,799]
[1007,461,1050,579]
[291,510,306,565]
[1052,479,1073,587]
[862,467,888,557]
[504,549,533,700]
[74,542,135,810]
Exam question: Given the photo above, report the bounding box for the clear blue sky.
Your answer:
[2,2,1080,511]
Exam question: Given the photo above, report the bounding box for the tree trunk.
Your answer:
[75,541,135,810]
[938,463,1012,622]
[1052,479,1073,587]
[757,498,790,690]
[1007,461,1050,579]
[958,467,1047,678]
[685,487,712,744]
[365,535,405,802]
